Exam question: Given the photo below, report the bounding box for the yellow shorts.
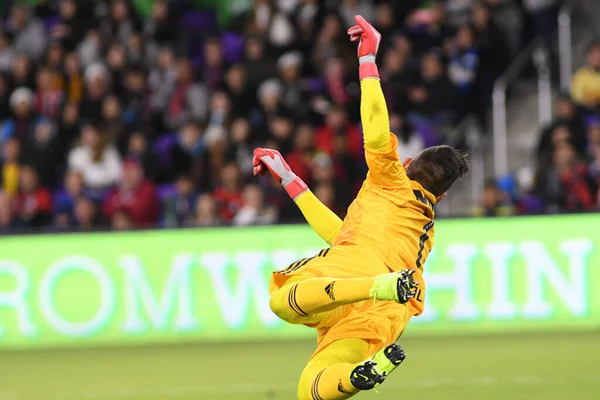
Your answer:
[269,248,426,358]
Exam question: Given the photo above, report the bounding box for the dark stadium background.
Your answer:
[0,1,598,400]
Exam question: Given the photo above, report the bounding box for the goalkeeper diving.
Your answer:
[253,15,469,400]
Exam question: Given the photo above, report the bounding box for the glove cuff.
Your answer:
[284,177,309,201]
[359,62,380,81]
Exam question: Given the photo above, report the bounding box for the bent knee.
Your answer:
[269,292,294,323]
[297,368,319,400]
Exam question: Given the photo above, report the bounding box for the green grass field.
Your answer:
[1,331,598,400]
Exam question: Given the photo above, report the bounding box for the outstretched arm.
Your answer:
[349,15,410,189]
[348,15,392,153]
[253,148,342,246]
[361,79,392,152]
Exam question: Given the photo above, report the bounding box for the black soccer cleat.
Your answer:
[350,361,385,390]
[349,343,407,390]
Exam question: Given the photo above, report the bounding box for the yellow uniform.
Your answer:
[269,79,436,357]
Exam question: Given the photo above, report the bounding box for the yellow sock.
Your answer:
[270,277,376,321]
[298,338,369,400]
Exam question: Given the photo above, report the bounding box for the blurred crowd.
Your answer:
[0,0,569,232]
[473,41,600,217]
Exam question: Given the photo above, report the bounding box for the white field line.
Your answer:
[2,374,598,399]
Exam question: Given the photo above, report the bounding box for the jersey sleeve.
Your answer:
[294,190,343,246]
[360,78,411,189]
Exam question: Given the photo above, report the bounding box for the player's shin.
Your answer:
[299,364,359,400]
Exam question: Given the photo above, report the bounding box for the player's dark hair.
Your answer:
[406,145,469,197]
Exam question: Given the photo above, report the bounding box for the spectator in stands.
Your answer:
[571,42,600,112]
[471,1,510,110]
[164,58,209,131]
[587,140,600,208]
[233,184,278,226]
[535,141,595,213]
[72,196,99,230]
[203,37,226,93]
[52,0,86,52]
[224,63,255,119]
[103,0,140,44]
[77,30,102,69]
[391,112,425,160]
[125,31,146,67]
[448,26,479,106]
[381,49,411,114]
[63,53,83,104]
[311,14,355,74]
[405,3,453,59]
[486,0,523,56]
[58,101,81,148]
[587,120,600,157]
[1,137,20,196]
[373,2,398,54]
[53,169,86,227]
[103,158,159,227]
[321,57,357,115]
[0,190,14,231]
[0,73,10,121]
[169,120,209,186]
[278,51,310,120]
[311,152,352,215]
[111,210,134,230]
[14,165,52,227]
[148,47,177,124]
[5,4,47,61]
[227,118,255,178]
[243,36,277,90]
[338,0,375,29]
[80,63,110,123]
[9,54,34,91]
[192,193,221,227]
[101,95,127,151]
[46,42,66,76]
[408,52,457,130]
[126,131,156,181]
[213,162,243,221]
[315,106,362,159]
[5,87,36,143]
[161,175,198,228]
[22,117,64,188]
[286,124,316,186]
[144,0,178,47]
[204,91,230,147]
[33,67,64,120]
[0,31,15,73]
[472,179,515,217]
[120,66,148,126]
[68,123,123,193]
[523,0,560,81]
[537,95,586,163]
[105,43,128,94]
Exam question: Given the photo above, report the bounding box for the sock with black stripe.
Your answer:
[270,276,376,322]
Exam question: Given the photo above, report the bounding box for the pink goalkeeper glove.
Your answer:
[347,15,382,81]
[253,148,308,200]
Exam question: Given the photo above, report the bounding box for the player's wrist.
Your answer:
[359,62,380,81]
[284,177,309,201]
[359,54,376,64]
